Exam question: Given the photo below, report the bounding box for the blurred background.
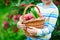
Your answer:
[0,0,60,40]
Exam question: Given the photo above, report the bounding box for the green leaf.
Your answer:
[31,8,39,18]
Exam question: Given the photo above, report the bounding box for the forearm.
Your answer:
[36,25,54,36]
[36,13,59,36]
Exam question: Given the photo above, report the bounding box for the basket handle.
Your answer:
[22,4,43,21]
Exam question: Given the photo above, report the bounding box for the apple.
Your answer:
[3,21,9,26]
[3,21,9,29]
[4,25,9,29]
[8,15,13,19]
[17,14,21,19]
[24,15,29,20]
[13,15,17,20]
[28,14,33,19]
[55,1,60,6]
[24,13,34,20]
[14,28,18,33]
[21,4,27,6]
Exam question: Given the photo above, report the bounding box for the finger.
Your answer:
[29,33,33,36]
[29,27,36,29]
[17,21,21,28]
[27,30,34,36]
[27,28,31,33]
[29,27,33,29]
[19,16,23,22]
[27,28,33,33]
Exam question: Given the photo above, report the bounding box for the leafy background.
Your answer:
[0,0,60,40]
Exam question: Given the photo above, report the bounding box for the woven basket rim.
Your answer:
[23,17,45,23]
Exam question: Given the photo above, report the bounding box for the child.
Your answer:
[17,0,59,40]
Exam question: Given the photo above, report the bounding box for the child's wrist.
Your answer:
[36,29,42,36]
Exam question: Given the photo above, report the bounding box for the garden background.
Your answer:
[0,0,60,40]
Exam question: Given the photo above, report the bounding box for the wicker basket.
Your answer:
[21,4,45,38]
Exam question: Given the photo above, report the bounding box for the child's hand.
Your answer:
[17,16,26,30]
[27,27,37,36]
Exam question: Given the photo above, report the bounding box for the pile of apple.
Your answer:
[3,14,21,33]
[24,8,40,21]
[24,13,34,20]
[3,3,28,33]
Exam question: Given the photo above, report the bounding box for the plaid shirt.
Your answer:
[26,3,59,40]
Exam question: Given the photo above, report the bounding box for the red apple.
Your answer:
[13,15,17,20]
[14,28,18,33]
[4,0,10,6]
[55,1,60,6]
[21,4,27,6]
[14,19,17,22]
[24,13,34,20]
[3,21,9,29]
[17,14,21,19]
[3,21,9,26]
[13,15,18,22]
[4,25,9,29]
[24,15,29,20]
[8,15,13,19]
[28,14,33,19]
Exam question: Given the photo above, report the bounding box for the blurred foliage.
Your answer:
[0,0,60,40]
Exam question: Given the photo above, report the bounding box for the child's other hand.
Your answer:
[17,16,26,30]
[27,27,37,36]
